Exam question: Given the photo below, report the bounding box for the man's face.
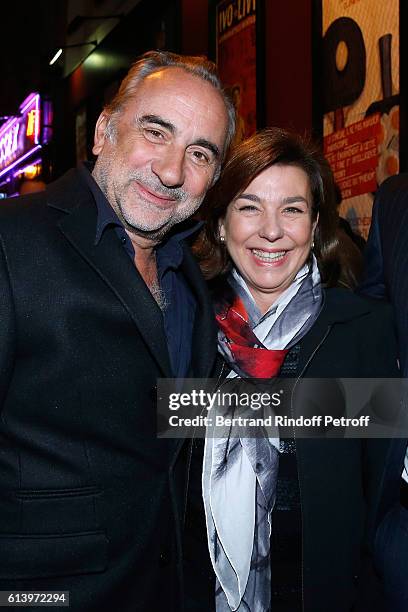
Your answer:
[92,67,228,243]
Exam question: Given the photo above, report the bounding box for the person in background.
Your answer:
[359,173,408,612]
[334,182,365,289]
[0,50,234,612]
[334,184,366,253]
[187,128,399,612]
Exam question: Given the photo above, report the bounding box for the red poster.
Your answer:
[324,114,382,198]
[216,0,257,146]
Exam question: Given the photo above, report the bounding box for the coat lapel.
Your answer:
[48,172,173,378]
[296,288,371,375]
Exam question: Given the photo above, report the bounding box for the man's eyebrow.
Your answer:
[138,114,175,133]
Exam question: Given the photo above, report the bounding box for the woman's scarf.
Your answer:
[202,256,322,612]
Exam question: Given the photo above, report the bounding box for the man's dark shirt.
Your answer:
[79,162,199,377]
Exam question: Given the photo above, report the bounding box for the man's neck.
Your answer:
[128,231,159,292]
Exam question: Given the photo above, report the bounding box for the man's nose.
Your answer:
[258,212,284,242]
[151,147,185,188]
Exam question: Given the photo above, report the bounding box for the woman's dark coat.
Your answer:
[184,287,400,612]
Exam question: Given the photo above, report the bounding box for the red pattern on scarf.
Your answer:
[216,294,288,378]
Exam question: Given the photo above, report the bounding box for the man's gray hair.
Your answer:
[103,50,236,158]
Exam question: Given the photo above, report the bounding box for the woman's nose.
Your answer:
[258,212,284,241]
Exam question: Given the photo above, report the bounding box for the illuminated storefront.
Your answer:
[0,93,52,198]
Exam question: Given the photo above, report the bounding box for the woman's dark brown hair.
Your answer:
[194,127,341,285]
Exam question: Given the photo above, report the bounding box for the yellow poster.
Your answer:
[322,0,399,238]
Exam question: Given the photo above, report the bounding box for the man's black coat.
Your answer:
[360,173,408,374]
[0,169,217,611]
[359,173,408,561]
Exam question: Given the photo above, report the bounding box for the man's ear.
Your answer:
[92,113,109,156]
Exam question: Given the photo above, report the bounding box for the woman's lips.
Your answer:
[250,248,288,266]
[134,181,177,207]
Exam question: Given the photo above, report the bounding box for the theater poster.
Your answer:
[215,0,257,146]
[322,0,399,238]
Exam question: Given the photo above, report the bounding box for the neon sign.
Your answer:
[0,124,20,165]
[26,110,39,138]
[0,93,41,174]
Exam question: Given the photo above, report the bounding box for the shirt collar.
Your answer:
[156,220,203,273]
[77,162,124,246]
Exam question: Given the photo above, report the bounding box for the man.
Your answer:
[359,173,408,612]
[0,51,234,611]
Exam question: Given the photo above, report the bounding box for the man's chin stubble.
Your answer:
[121,199,202,242]
[121,210,179,242]
[126,223,173,242]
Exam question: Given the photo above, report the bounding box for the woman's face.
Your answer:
[219,164,317,312]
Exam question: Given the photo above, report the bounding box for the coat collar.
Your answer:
[46,168,89,213]
[296,287,373,375]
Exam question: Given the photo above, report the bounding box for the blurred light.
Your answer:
[49,41,97,66]
[0,145,42,180]
[26,110,39,137]
[15,161,41,180]
[49,49,63,66]
[85,51,105,69]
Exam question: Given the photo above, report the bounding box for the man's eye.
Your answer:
[190,149,210,165]
[144,128,164,140]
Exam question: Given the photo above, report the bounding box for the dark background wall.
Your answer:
[0,0,318,179]
[264,1,313,134]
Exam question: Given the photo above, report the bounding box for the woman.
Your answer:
[191,128,399,612]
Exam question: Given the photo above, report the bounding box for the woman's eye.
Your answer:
[238,204,259,212]
[283,206,304,214]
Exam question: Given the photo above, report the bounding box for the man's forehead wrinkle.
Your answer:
[141,68,224,118]
[130,90,219,123]
[139,115,176,133]
[171,91,226,121]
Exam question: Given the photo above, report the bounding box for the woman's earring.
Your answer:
[220,235,225,243]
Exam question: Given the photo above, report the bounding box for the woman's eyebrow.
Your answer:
[235,193,261,203]
[282,195,309,204]
[236,194,309,204]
